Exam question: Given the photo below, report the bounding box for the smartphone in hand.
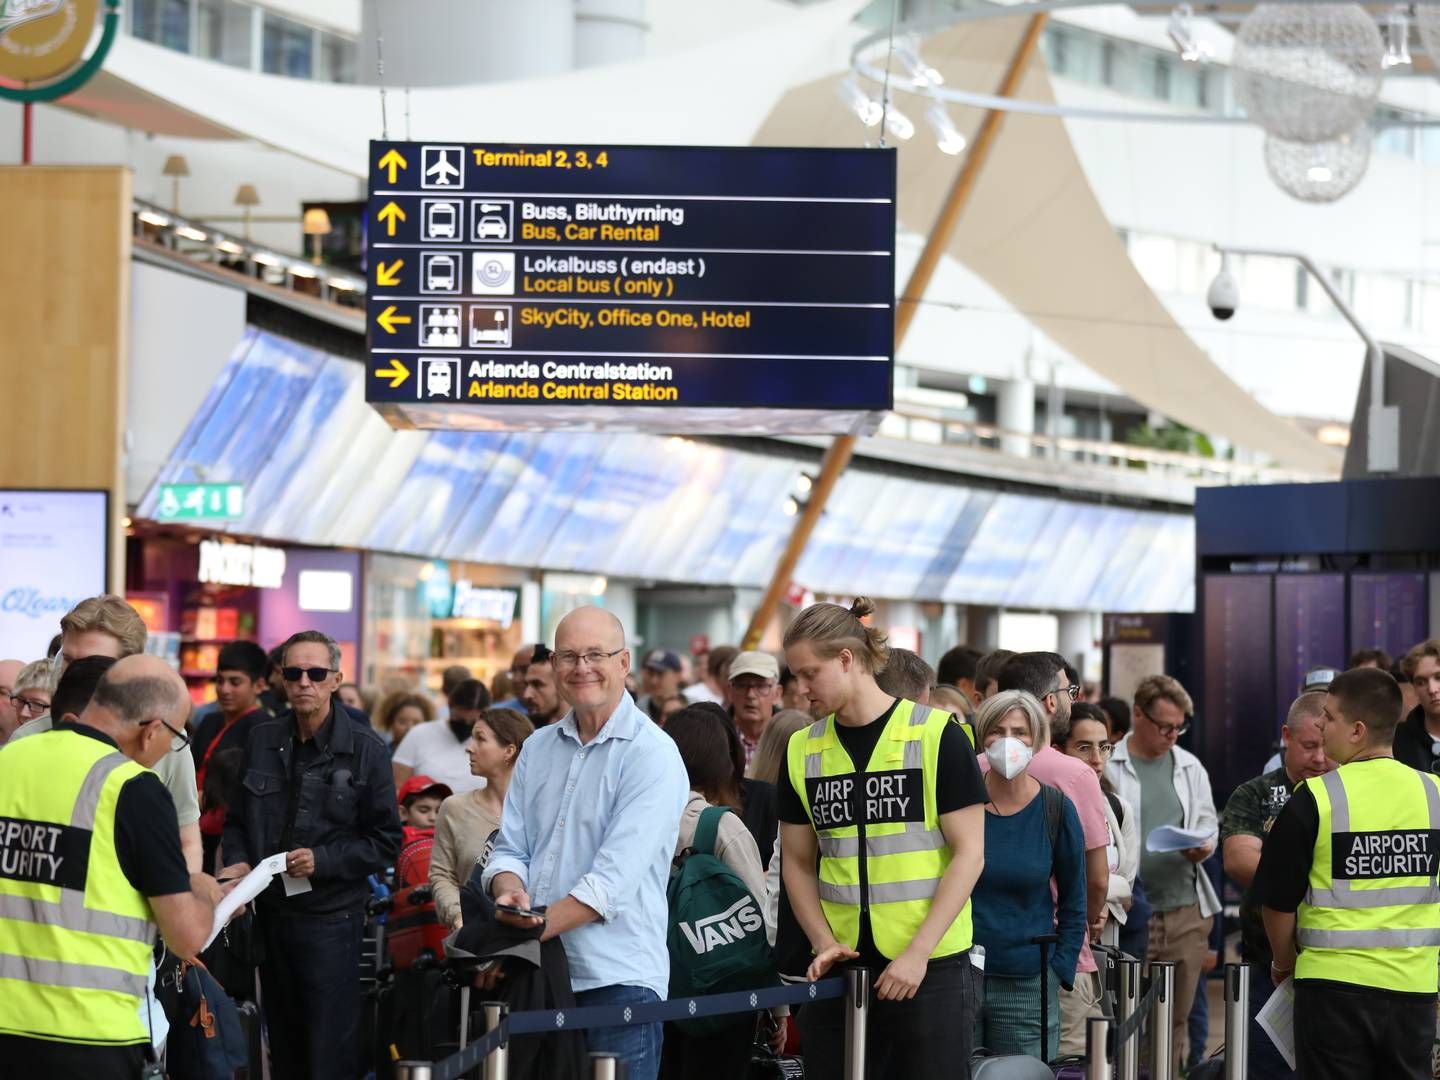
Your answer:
[496,902,546,922]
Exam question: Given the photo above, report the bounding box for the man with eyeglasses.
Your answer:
[13,595,203,874]
[0,654,224,1078]
[5,659,51,743]
[994,652,1112,1056]
[484,607,688,1080]
[1106,674,1219,1071]
[1220,691,1330,1080]
[730,649,782,767]
[222,629,401,1080]
[0,658,22,743]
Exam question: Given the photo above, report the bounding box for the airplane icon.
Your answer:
[421,146,465,190]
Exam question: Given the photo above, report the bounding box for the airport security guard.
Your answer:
[778,599,986,1080]
[1259,666,1440,1080]
[0,656,220,1078]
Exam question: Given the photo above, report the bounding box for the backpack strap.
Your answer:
[1105,789,1125,829]
[692,805,730,857]
[1040,783,1063,854]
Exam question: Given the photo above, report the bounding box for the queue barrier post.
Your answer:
[394,1065,433,1080]
[482,1001,509,1080]
[1115,957,1142,1080]
[844,966,871,1080]
[589,1051,624,1080]
[1223,963,1250,1080]
[1148,961,1176,1080]
[1086,1015,1112,1080]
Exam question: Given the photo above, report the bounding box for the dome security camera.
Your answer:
[1208,255,1238,321]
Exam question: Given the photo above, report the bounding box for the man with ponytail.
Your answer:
[778,598,987,1078]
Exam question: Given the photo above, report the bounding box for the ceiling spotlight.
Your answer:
[796,472,815,495]
[883,104,915,141]
[926,103,967,155]
[894,37,944,88]
[838,75,883,127]
[1383,6,1412,68]
[784,496,809,518]
[1166,3,1211,63]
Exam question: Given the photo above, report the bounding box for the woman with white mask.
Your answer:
[971,690,1088,1061]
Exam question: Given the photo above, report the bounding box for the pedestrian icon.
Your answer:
[419,304,462,347]
[421,199,463,241]
[421,146,464,189]
[421,359,460,399]
[468,304,513,348]
[472,252,515,296]
[470,199,514,243]
[421,252,461,294]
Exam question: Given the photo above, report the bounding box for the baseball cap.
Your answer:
[729,651,779,682]
[396,775,453,806]
[1301,667,1340,694]
[643,649,683,673]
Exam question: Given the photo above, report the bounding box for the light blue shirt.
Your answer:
[482,692,688,998]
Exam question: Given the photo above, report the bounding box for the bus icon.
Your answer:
[422,199,463,241]
[422,252,460,293]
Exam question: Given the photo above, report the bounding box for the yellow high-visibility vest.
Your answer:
[0,728,157,1045]
[1297,758,1440,993]
[786,699,972,961]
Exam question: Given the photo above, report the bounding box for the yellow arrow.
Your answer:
[375,359,410,389]
[377,201,406,237]
[375,259,403,288]
[378,148,408,184]
[376,306,412,335]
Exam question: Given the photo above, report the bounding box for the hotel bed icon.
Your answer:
[468,304,512,348]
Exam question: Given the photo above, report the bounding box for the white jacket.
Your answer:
[1106,736,1221,919]
[1103,792,1139,924]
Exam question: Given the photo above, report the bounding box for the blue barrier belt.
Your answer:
[432,978,844,1080]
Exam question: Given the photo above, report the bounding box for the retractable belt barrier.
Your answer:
[408,977,847,1080]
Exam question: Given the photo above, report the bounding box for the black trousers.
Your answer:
[0,1035,148,1079]
[798,958,977,1080]
[658,1016,756,1080]
[1294,979,1435,1080]
[257,908,365,1080]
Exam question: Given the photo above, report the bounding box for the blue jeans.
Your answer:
[974,970,1060,1060]
[575,984,663,1080]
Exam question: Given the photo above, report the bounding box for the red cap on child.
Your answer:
[396,775,453,806]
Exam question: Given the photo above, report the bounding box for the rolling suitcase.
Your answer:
[971,934,1062,1080]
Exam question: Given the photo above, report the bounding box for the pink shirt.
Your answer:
[980,744,1108,973]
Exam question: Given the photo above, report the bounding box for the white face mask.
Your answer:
[985,736,1034,780]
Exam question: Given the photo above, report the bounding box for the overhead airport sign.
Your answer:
[365,141,895,435]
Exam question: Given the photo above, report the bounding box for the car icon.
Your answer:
[476,215,508,240]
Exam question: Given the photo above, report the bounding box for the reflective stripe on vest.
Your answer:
[1305,769,1440,910]
[0,732,157,1045]
[786,700,971,961]
[1295,759,1440,992]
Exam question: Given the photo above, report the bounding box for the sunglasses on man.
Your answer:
[282,666,336,684]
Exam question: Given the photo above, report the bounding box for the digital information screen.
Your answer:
[1201,574,1275,797]
[1274,574,1345,722]
[0,490,108,659]
[364,141,896,433]
[1350,572,1427,664]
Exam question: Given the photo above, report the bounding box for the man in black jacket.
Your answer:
[1393,640,1440,774]
[223,630,401,1079]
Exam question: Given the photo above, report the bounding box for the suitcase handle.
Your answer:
[1030,934,1060,1062]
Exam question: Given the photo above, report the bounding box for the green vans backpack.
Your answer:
[666,805,777,1034]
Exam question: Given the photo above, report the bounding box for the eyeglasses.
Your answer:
[1049,683,1082,702]
[732,681,775,697]
[1141,707,1190,737]
[10,694,49,717]
[282,666,336,684]
[1071,740,1114,759]
[144,718,190,753]
[552,648,625,671]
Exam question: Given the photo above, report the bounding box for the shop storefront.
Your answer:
[364,553,539,698]
[126,528,363,703]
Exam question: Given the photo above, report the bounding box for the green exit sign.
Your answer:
[156,483,244,521]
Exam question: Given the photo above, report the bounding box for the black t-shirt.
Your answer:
[777,700,987,967]
[61,724,192,898]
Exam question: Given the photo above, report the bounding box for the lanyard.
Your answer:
[195,711,246,791]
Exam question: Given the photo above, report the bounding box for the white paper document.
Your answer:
[1144,825,1213,853]
[1256,976,1297,1070]
[204,852,288,949]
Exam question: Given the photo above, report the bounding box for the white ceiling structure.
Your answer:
[46,0,1338,473]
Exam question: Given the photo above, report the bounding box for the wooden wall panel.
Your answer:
[0,167,131,590]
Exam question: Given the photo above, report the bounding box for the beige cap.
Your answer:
[729,650,779,682]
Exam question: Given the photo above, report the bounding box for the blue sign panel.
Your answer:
[365,141,896,433]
